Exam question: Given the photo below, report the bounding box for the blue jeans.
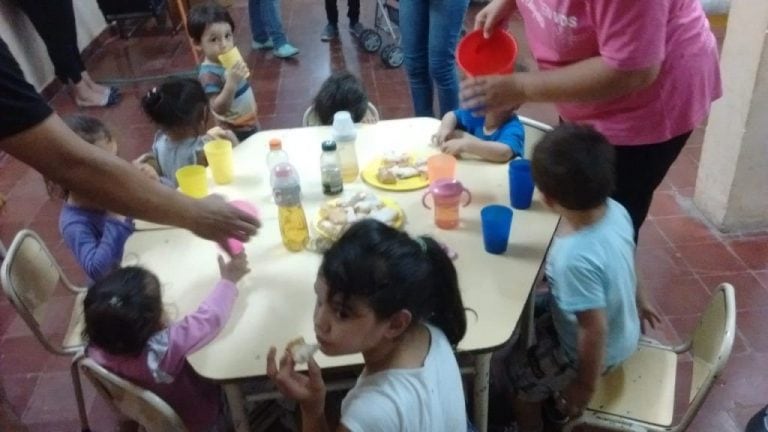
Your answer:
[249,0,288,48]
[399,0,468,117]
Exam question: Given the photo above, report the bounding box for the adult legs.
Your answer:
[612,131,691,243]
[427,0,468,117]
[325,0,339,25]
[400,0,434,116]
[249,0,298,57]
[347,0,360,25]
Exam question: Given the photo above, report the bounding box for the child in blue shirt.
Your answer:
[433,107,524,162]
[492,124,648,432]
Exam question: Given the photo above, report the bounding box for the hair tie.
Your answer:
[414,236,428,253]
[145,87,162,107]
[108,296,123,308]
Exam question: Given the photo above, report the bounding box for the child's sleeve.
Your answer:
[452,108,471,131]
[496,116,525,158]
[198,68,225,96]
[341,389,401,432]
[153,280,239,379]
[61,216,135,281]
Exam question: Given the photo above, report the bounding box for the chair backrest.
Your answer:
[0,229,80,354]
[302,102,381,127]
[518,116,553,159]
[78,357,188,432]
[679,283,736,428]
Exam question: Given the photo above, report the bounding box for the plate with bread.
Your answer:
[361,151,430,191]
[315,191,404,240]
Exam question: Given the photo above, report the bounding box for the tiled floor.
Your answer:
[1,1,766,431]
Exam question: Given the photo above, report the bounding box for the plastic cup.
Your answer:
[218,47,250,78]
[427,154,457,183]
[481,205,513,254]
[221,200,260,255]
[175,165,208,198]
[204,139,234,184]
[457,29,518,77]
[508,159,534,209]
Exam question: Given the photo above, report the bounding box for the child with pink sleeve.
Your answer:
[462,0,721,241]
[83,254,250,431]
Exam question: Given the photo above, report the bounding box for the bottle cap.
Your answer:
[321,140,337,151]
[332,111,355,135]
[269,138,282,151]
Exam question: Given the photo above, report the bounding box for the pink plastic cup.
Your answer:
[221,200,260,256]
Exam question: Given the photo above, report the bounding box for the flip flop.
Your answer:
[106,87,121,106]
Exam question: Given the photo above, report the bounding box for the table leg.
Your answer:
[224,383,250,432]
[473,352,492,432]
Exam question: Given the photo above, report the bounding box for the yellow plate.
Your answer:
[361,158,430,191]
[314,196,405,240]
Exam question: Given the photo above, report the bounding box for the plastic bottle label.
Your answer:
[274,184,301,206]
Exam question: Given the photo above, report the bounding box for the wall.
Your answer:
[0,0,107,91]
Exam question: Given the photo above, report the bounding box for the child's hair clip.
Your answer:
[145,87,162,107]
[108,296,123,308]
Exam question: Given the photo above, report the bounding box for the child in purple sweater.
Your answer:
[84,253,250,431]
[54,115,152,281]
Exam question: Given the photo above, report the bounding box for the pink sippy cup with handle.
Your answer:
[422,179,472,229]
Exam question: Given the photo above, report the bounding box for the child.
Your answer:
[56,115,136,282]
[433,106,524,162]
[83,253,250,432]
[309,71,377,126]
[267,219,468,431]
[492,124,640,432]
[188,3,260,141]
[137,78,238,187]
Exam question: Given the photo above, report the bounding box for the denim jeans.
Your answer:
[399,0,468,117]
[249,0,288,48]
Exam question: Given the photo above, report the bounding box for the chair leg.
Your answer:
[70,361,91,432]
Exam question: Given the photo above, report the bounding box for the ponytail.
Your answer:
[420,236,466,346]
[141,78,208,130]
[321,219,468,346]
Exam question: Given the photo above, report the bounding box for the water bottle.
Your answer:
[320,140,343,195]
[331,111,359,183]
[271,162,309,252]
[266,138,290,186]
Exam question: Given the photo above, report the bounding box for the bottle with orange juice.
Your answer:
[271,162,309,251]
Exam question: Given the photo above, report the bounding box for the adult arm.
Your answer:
[1,115,258,242]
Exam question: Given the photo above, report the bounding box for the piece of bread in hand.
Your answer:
[286,337,319,364]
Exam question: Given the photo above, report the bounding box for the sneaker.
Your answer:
[273,43,300,58]
[349,22,365,37]
[320,24,339,41]
[251,38,274,50]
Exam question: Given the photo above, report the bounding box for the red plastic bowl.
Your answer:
[457,29,518,77]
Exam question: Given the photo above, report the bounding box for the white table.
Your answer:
[123,117,558,431]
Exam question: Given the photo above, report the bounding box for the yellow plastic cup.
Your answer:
[175,165,208,198]
[204,139,234,184]
[427,154,457,183]
[218,47,250,78]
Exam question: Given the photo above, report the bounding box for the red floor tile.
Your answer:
[739,308,768,353]
[647,276,711,317]
[676,242,749,275]
[700,272,768,310]
[635,246,693,281]
[654,215,719,246]
[664,152,700,190]
[0,373,39,420]
[727,235,768,271]
[0,336,51,375]
[648,191,686,218]
[636,219,670,248]
[22,371,95,424]
[755,270,768,289]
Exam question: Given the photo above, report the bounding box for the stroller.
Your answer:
[356,0,404,68]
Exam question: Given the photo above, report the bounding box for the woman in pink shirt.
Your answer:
[461,0,721,243]
[83,254,250,431]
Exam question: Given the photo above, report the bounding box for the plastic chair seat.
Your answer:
[587,344,677,426]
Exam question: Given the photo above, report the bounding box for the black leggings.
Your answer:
[14,0,85,85]
[325,0,360,25]
[612,131,692,243]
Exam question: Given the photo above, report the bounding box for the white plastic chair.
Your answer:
[0,229,89,430]
[564,283,736,432]
[77,354,188,432]
[518,116,553,159]
[301,102,381,127]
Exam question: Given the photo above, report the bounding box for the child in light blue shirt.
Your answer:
[491,124,644,431]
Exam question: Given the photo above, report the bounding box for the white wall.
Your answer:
[0,0,107,91]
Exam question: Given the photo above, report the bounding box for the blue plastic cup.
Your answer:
[509,159,534,210]
[481,205,513,254]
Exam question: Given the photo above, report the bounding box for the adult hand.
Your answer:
[460,74,526,116]
[266,346,326,417]
[557,380,593,418]
[218,252,251,283]
[474,0,516,38]
[188,194,260,243]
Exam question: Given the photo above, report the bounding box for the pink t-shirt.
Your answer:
[516,0,722,145]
